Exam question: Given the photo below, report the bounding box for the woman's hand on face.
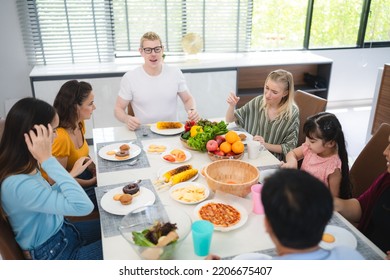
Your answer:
[24,124,53,164]
[70,156,93,178]
[227,92,240,106]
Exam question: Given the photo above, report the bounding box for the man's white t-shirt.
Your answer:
[118,64,188,124]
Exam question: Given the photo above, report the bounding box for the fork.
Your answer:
[124,158,139,166]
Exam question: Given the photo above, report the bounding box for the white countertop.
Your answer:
[30,51,332,78]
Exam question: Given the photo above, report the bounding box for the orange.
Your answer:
[219,141,232,154]
[225,131,240,144]
[231,141,245,154]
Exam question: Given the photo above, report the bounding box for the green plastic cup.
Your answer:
[192,220,214,256]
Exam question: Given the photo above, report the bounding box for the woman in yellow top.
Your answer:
[51,80,97,207]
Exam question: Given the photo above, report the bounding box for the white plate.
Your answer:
[169,182,210,204]
[157,165,199,182]
[232,253,272,260]
[100,186,156,215]
[319,225,357,250]
[143,142,170,154]
[150,123,184,136]
[161,149,192,163]
[194,200,248,232]
[98,143,141,161]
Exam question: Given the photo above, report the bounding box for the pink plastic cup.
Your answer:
[251,184,264,214]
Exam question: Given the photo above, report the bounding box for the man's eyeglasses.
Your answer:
[142,46,163,54]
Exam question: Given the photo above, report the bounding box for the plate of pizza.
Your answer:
[194,200,248,232]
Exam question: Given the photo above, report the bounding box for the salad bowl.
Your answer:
[118,205,192,260]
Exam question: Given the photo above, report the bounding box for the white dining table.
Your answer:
[93,125,385,260]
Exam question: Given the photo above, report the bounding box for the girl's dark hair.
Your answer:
[0,97,56,181]
[303,112,352,198]
[53,80,92,130]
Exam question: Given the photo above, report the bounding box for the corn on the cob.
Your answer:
[170,168,198,185]
[162,165,192,183]
[156,121,183,129]
[157,168,198,190]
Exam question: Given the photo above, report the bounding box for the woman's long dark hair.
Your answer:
[303,112,352,198]
[53,80,92,130]
[0,98,56,181]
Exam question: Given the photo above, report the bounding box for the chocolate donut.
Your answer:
[123,183,140,196]
[115,150,129,157]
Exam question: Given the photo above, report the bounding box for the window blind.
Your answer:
[113,0,253,53]
[18,0,115,65]
[18,0,253,65]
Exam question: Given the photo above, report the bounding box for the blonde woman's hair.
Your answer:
[140,32,162,48]
[261,69,295,120]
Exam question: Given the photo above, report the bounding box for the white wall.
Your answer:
[0,1,32,117]
[0,1,389,118]
[313,48,390,103]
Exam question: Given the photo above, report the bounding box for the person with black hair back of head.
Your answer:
[207,169,363,260]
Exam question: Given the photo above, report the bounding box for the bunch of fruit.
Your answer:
[181,119,228,152]
[206,130,245,157]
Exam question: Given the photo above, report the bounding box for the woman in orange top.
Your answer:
[51,80,97,207]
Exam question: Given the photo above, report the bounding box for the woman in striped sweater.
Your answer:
[226,69,299,160]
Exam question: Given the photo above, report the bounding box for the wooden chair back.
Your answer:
[350,122,390,198]
[294,90,327,147]
[0,213,25,259]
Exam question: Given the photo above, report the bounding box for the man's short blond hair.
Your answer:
[140,32,162,48]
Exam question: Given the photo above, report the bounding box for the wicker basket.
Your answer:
[207,151,244,161]
[204,159,259,197]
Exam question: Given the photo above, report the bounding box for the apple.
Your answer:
[206,140,219,152]
[226,151,236,157]
[214,150,225,156]
[215,135,225,146]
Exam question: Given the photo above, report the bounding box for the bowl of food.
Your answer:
[207,151,244,161]
[204,159,259,197]
[118,205,192,260]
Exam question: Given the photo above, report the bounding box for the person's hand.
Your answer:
[24,124,53,164]
[227,92,240,106]
[70,156,93,178]
[126,115,141,131]
[280,160,297,169]
[87,160,97,176]
[386,251,390,260]
[253,135,265,145]
[187,109,200,122]
[205,254,221,260]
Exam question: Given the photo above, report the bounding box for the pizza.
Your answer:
[198,202,241,227]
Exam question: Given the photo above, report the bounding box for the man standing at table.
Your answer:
[114,31,199,131]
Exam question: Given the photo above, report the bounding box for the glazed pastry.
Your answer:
[119,194,133,205]
[119,144,130,151]
[123,183,140,196]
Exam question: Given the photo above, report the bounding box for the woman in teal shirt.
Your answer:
[0,98,102,259]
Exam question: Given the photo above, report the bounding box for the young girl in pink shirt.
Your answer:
[282,112,351,198]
